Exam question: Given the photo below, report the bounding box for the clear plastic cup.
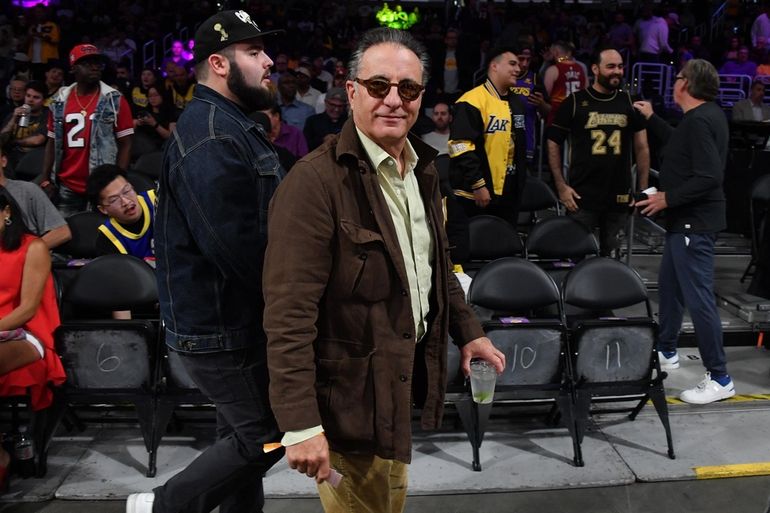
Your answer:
[470,360,497,404]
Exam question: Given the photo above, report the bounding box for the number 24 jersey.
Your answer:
[549,88,646,211]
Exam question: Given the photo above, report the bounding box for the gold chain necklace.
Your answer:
[73,90,97,117]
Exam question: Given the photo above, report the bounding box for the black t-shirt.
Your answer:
[549,87,646,211]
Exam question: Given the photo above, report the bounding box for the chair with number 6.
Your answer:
[53,254,162,476]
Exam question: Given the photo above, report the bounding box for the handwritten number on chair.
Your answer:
[510,344,537,371]
[605,340,622,370]
[96,342,121,372]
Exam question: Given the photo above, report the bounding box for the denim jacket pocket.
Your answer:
[316,339,375,442]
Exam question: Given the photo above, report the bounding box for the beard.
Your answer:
[596,73,623,91]
[227,59,274,112]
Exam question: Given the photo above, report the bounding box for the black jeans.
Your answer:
[568,208,628,257]
[152,344,284,513]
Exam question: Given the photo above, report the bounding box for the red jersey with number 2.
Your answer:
[47,92,134,194]
[547,61,587,125]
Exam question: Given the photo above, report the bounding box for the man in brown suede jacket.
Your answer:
[263,28,505,513]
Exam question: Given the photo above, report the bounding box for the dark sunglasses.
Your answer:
[354,77,425,102]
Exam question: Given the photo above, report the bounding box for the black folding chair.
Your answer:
[53,255,163,476]
[562,257,675,464]
[741,174,770,283]
[450,257,580,469]
[465,215,524,275]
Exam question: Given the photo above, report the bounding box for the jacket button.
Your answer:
[399,375,408,382]
[359,253,367,260]
[403,332,411,339]
[401,289,408,296]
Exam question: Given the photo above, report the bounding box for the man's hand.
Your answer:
[557,184,581,212]
[473,187,491,208]
[635,191,667,216]
[528,91,546,108]
[460,336,506,377]
[286,432,331,484]
[38,180,57,199]
[632,100,654,120]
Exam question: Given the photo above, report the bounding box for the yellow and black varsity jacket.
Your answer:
[447,79,526,200]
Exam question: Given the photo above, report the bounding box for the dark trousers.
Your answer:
[152,344,284,513]
[657,232,728,377]
[568,208,628,257]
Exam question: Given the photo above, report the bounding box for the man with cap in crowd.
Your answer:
[126,9,285,513]
[38,44,133,217]
[295,65,322,109]
[303,86,348,151]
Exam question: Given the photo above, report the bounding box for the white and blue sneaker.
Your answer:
[126,492,154,513]
[680,373,736,404]
[658,351,680,370]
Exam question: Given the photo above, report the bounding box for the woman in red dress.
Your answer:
[0,187,65,490]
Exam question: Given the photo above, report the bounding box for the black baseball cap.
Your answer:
[194,10,283,64]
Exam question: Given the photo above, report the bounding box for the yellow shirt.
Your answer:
[357,128,434,342]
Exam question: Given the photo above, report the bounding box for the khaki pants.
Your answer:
[317,450,408,513]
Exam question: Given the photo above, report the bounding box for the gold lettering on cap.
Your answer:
[214,23,229,41]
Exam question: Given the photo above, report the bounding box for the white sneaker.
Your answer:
[658,351,680,370]
[126,492,154,513]
[680,373,736,404]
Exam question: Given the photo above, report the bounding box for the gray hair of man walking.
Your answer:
[347,28,431,86]
[679,59,720,102]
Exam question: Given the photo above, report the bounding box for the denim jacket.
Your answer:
[49,81,124,181]
[155,84,283,353]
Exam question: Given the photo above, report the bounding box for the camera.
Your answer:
[136,110,149,119]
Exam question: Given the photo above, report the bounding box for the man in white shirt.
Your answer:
[421,102,451,155]
[634,5,673,63]
[295,66,322,108]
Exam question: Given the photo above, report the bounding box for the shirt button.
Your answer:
[403,332,411,339]
[401,289,408,296]
[399,375,408,382]
[359,253,367,260]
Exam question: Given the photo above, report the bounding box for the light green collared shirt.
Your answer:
[281,129,435,448]
[357,128,434,342]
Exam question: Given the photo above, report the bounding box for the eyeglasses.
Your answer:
[354,77,425,102]
[102,183,135,207]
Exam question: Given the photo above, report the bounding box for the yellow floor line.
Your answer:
[665,393,770,405]
[695,462,770,479]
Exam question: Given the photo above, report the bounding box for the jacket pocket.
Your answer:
[337,220,391,302]
[316,341,375,442]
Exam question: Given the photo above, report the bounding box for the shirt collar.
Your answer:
[355,127,419,176]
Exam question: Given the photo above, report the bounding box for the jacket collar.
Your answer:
[54,81,119,103]
[334,118,438,175]
[192,84,257,132]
